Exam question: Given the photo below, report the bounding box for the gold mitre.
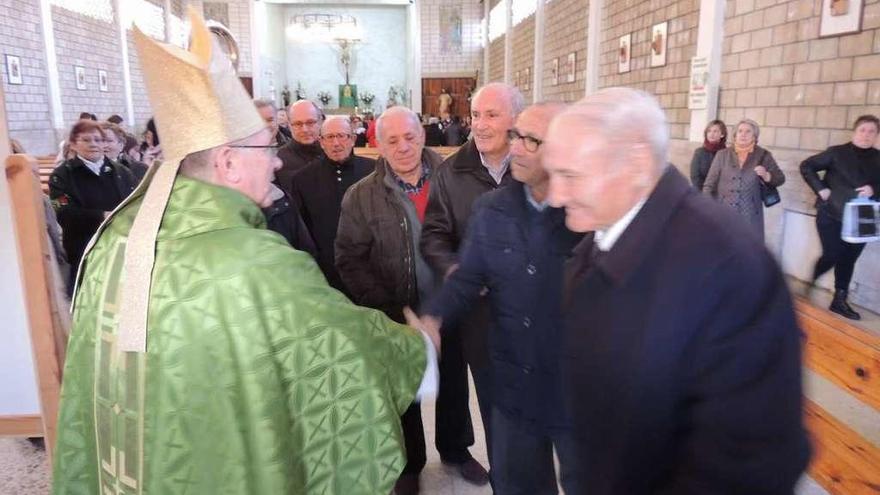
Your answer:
[132,8,264,164]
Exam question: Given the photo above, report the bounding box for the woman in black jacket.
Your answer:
[800,114,880,320]
[690,119,727,190]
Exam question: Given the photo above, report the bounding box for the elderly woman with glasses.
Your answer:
[703,119,785,240]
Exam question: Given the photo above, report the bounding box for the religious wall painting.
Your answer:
[514,70,521,88]
[203,2,230,28]
[439,5,463,54]
[523,67,531,91]
[5,55,22,85]
[98,70,108,92]
[565,52,577,83]
[339,84,358,108]
[819,0,863,37]
[618,33,631,73]
[551,57,559,85]
[650,21,668,67]
[75,66,86,90]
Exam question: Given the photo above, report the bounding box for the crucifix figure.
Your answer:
[337,39,357,85]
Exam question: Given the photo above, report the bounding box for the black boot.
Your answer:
[830,289,861,320]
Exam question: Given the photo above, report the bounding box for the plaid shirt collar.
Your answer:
[393,160,432,194]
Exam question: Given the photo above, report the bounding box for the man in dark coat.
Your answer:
[420,82,524,482]
[542,88,810,494]
[335,106,446,495]
[263,183,316,258]
[50,119,137,295]
[276,99,324,194]
[422,102,584,493]
[290,116,374,294]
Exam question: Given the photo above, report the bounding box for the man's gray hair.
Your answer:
[472,82,526,117]
[321,115,352,134]
[735,118,760,141]
[253,98,277,112]
[560,87,669,169]
[376,106,422,143]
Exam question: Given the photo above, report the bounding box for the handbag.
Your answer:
[841,197,880,243]
[760,180,781,207]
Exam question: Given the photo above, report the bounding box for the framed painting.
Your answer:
[565,52,576,82]
[5,54,22,85]
[523,67,530,91]
[98,70,108,92]
[439,5,463,54]
[819,0,863,37]
[551,58,559,85]
[75,66,86,90]
[651,21,668,67]
[618,33,631,74]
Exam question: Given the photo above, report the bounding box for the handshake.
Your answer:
[403,307,442,356]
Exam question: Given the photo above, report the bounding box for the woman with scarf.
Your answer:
[703,118,785,240]
[690,120,727,190]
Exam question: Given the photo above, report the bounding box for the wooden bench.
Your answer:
[795,298,880,494]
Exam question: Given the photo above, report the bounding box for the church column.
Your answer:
[250,0,263,99]
[163,0,172,43]
[503,0,512,84]
[482,0,490,86]
[407,0,422,113]
[532,0,545,102]
[114,0,136,125]
[688,0,725,141]
[585,0,604,95]
[38,0,64,134]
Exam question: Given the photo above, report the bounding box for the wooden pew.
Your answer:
[354,145,460,161]
[795,298,880,494]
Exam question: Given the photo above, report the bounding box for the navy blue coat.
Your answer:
[427,181,582,430]
[562,167,809,494]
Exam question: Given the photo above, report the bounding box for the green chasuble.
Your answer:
[52,175,427,495]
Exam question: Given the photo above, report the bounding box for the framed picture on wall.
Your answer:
[819,0,863,37]
[98,70,108,92]
[618,33,631,74]
[5,55,22,85]
[565,52,577,83]
[523,67,531,91]
[651,21,668,67]
[551,58,559,86]
[75,66,86,90]
[515,70,521,88]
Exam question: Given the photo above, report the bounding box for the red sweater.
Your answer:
[406,180,431,222]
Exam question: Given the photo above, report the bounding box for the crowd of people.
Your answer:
[38,13,880,495]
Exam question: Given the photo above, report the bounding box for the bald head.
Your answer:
[543,88,669,232]
[319,116,355,163]
[288,100,323,145]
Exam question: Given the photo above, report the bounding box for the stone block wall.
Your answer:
[51,5,127,127]
[718,0,880,151]
[420,0,484,76]
[0,0,55,154]
[542,0,589,101]
[512,15,535,101]
[489,36,505,82]
[598,0,699,139]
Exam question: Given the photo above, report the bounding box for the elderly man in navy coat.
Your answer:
[542,88,810,494]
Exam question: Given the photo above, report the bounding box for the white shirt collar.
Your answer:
[594,199,646,252]
[78,155,104,176]
[479,152,511,185]
[524,184,549,212]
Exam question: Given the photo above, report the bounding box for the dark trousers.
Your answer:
[401,402,426,474]
[490,408,583,495]
[813,211,866,290]
[435,323,476,463]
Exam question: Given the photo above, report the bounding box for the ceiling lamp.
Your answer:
[287,13,362,43]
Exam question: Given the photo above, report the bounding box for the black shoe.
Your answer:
[442,456,489,486]
[394,473,419,495]
[830,289,861,320]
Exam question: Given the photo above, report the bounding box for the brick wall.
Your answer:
[420,0,484,76]
[542,0,589,102]
[51,5,127,127]
[718,0,880,151]
[0,0,55,154]
[489,36,505,82]
[598,0,699,139]
[511,15,535,101]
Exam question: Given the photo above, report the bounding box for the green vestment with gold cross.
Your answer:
[52,174,427,495]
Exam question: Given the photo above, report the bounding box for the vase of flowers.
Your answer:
[317,91,332,108]
[359,91,375,110]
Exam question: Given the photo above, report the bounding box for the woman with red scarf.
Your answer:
[690,119,727,190]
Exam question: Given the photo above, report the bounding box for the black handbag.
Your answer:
[760,180,781,207]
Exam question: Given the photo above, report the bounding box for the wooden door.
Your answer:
[422,77,476,119]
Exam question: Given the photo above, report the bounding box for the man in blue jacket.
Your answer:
[420,102,584,493]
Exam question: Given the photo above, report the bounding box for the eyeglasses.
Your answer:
[291,119,319,129]
[506,129,543,152]
[229,144,281,157]
[320,133,352,142]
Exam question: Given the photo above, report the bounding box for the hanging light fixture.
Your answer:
[287,13,361,43]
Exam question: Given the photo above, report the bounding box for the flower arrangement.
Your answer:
[317,91,332,106]
[360,91,375,106]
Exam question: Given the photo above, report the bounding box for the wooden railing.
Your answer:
[795,298,880,494]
